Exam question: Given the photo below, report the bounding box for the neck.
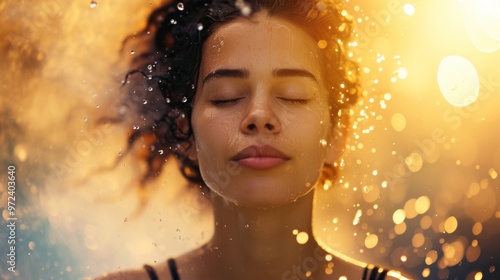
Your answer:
[206,189,324,279]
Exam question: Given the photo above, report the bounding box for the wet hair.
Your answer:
[119,0,360,191]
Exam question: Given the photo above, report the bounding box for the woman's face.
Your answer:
[191,11,336,208]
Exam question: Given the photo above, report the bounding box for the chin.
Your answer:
[214,182,315,209]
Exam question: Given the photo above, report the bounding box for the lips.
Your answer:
[231,145,290,169]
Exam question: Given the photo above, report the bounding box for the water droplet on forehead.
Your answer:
[130,50,135,55]
[177,2,184,11]
[90,1,97,8]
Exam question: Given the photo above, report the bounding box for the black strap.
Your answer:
[143,264,159,280]
[369,266,380,280]
[364,266,388,280]
[168,258,181,280]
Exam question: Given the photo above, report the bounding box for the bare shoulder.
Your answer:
[92,267,149,280]
[91,262,173,280]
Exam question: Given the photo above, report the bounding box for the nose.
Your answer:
[240,95,281,135]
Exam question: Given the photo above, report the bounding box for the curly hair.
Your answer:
[119,0,360,192]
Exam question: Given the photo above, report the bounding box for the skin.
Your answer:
[191,11,334,209]
[96,10,406,280]
[185,11,361,280]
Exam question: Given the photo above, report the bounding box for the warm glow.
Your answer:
[393,209,406,225]
[391,113,407,132]
[465,0,500,52]
[403,4,416,16]
[444,216,459,234]
[365,233,379,249]
[296,232,309,245]
[437,56,480,107]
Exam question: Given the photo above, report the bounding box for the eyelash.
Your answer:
[279,98,309,104]
[210,98,243,105]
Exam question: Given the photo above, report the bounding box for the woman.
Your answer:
[97,0,408,279]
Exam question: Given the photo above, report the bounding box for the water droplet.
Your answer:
[197,23,204,31]
[90,1,97,8]
[170,19,177,25]
[143,99,148,104]
[317,40,328,49]
[130,50,135,55]
[133,125,140,130]
[320,139,328,147]
[244,224,249,228]
[148,87,153,92]
[181,96,187,103]
[158,150,164,155]
[96,104,100,108]
[147,64,153,71]
[177,2,184,11]
[165,97,171,103]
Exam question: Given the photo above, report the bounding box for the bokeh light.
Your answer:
[437,55,480,107]
[1,0,499,279]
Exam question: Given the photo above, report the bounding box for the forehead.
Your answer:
[199,12,323,79]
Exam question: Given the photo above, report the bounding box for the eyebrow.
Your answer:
[202,69,249,85]
[201,68,318,85]
[273,68,318,83]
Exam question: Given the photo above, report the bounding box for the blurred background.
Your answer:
[0,0,499,279]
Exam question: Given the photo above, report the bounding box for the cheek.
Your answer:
[191,108,239,171]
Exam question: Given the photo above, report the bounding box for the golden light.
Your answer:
[403,4,416,16]
[405,153,424,173]
[472,222,483,236]
[412,232,425,248]
[391,113,407,132]
[437,55,480,107]
[365,233,379,249]
[465,0,500,53]
[392,209,406,225]
[422,268,431,278]
[415,196,431,214]
[444,216,458,234]
[296,232,309,245]
[2,0,500,279]
[426,250,438,265]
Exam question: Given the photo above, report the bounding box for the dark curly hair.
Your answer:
[117,0,360,192]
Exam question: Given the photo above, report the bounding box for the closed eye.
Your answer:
[210,98,244,105]
[278,98,310,104]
